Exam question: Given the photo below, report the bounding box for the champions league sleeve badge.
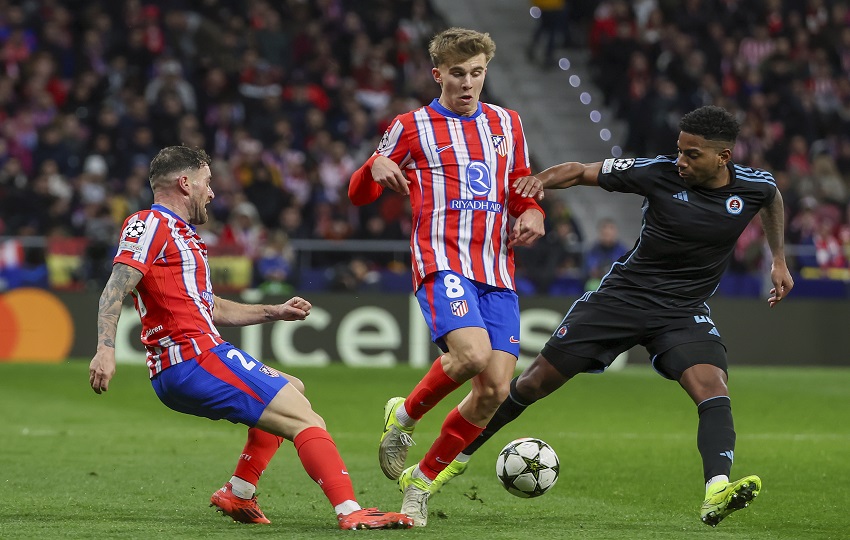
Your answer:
[122,220,147,239]
[376,129,391,153]
[601,158,634,174]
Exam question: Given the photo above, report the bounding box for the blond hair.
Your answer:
[428,27,496,68]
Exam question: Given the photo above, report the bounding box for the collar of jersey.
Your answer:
[429,98,482,121]
[151,204,196,231]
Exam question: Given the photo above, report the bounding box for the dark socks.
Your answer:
[697,396,736,483]
[461,377,535,455]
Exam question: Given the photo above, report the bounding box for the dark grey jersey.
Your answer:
[594,156,776,311]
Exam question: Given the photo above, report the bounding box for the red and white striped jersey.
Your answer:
[353,99,538,290]
[113,204,224,378]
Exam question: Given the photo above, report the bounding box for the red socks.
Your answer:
[293,426,357,507]
[233,427,283,486]
[405,356,462,420]
[420,407,484,480]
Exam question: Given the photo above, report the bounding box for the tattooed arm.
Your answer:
[89,263,143,394]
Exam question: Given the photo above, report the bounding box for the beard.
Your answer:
[190,203,209,225]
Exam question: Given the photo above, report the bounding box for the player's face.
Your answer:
[675,131,731,189]
[188,164,214,225]
[434,53,487,116]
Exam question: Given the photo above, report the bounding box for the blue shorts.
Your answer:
[416,270,520,358]
[151,342,289,426]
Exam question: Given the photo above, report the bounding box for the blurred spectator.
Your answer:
[516,198,583,293]
[3,0,848,295]
[584,218,628,291]
[526,0,569,68]
[255,229,295,296]
[218,201,266,259]
[572,0,850,289]
[330,257,381,293]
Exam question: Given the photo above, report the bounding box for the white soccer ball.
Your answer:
[495,437,560,498]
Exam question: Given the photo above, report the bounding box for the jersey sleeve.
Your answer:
[597,157,673,196]
[113,212,167,275]
[508,110,531,180]
[348,116,412,206]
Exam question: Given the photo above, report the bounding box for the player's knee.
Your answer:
[471,379,511,414]
[491,379,512,404]
[515,356,569,401]
[515,372,549,401]
[454,348,491,375]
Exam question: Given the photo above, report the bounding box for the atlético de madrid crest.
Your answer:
[491,134,507,157]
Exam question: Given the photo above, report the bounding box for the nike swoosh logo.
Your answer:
[509,336,520,343]
[435,457,451,464]
[434,144,453,153]
[342,470,349,475]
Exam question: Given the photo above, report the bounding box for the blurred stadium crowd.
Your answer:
[0,0,848,297]
[582,0,850,284]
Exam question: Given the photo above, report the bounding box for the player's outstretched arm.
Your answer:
[90,263,143,394]
[213,295,312,327]
[513,161,602,199]
[759,189,794,307]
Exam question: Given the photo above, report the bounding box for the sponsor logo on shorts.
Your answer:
[555,324,568,338]
[259,365,280,377]
[450,300,468,317]
[509,336,520,343]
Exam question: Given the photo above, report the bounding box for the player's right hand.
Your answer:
[277,296,312,321]
[513,175,544,200]
[89,348,117,394]
[371,156,409,195]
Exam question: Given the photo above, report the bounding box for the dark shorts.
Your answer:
[541,293,727,380]
[151,342,289,426]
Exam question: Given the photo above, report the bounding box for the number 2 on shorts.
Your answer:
[227,348,256,371]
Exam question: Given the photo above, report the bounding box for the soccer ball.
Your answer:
[495,437,559,498]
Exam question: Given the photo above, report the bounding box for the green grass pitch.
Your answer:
[1,361,848,539]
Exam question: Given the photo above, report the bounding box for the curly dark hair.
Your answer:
[148,146,211,190]
[679,105,740,143]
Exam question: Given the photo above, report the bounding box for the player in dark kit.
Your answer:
[430,105,794,527]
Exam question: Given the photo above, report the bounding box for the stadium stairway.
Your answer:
[430,0,642,245]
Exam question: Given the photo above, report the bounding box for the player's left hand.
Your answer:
[276,296,312,320]
[509,209,545,248]
[767,262,794,308]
